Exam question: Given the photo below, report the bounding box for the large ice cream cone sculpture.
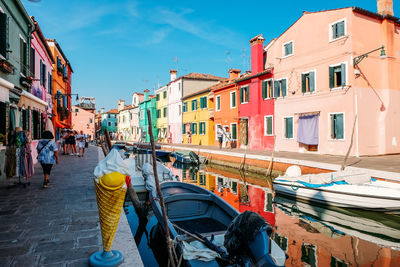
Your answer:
[90,172,127,267]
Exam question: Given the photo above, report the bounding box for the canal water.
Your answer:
[125,160,400,267]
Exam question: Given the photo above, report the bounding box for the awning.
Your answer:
[0,77,14,102]
[18,90,48,113]
[55,121,68,129]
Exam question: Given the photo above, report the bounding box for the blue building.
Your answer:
[101,109,118,136]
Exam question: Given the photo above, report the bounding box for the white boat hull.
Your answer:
[273,180,400,210]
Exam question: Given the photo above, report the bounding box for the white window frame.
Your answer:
[230,91,236,108]
[283,116,294,139]
[215,95,221,111]
[240,86,249,104]
[329,18,347,42]
[262,78,274,100]
[230,123,238,141]
[301,69,317,94]
[329,61,348,90]
[328,112,345,141]
[264,115,273,136]
[199,121,206,135]
[282,40,294,58]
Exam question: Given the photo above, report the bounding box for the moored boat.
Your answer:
[148,181,287,266]
[170,150,195,164]
[273,169,400,211]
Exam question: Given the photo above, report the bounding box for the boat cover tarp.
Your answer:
[142,162,175,193]
[224,211,270,256]
[277,170,371,185]
[180,235,225,261]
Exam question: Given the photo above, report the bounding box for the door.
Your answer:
[239,118,248,146]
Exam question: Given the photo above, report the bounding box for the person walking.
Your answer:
[217,125,224,149]
[187,130,192,144]
[76,130,86,157]
[36,131,59,188]
[224,126,232,149]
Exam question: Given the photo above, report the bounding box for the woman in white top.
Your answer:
[76,130,86,157]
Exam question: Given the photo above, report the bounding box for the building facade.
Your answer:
[139,90,157,142]
[265,3,400,156]
[71,105,95,140]
[167,70,225,144]
[101,109,118,136]
[182,87,215,146]
[155,85,168,143]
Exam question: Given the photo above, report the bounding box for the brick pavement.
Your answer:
[0,146,102,267]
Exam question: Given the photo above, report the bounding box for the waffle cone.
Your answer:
[94,180,127,252]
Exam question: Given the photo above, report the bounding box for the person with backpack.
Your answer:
[36,131,59,188]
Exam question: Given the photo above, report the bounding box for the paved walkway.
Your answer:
[0,146,114,266]
[163,143,400,179]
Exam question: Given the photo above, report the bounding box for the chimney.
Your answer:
[170,69,177,81]
[250,34,265,74]
[377,0,394,16]
[118,100,125,112]
[144,89,150,101]
[228,69,241,80]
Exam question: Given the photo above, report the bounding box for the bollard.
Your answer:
[90,172,127,267]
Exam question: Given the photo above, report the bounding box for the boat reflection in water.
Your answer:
[169,163,400,267]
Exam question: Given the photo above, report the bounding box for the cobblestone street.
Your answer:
[0,146,102,267]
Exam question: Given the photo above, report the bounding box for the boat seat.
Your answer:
[164,193,213,204]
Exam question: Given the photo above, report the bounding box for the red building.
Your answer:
[238,34,274,150]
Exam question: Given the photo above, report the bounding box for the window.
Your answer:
[230,91,236,108]
[331,19,345,40]
[90,118,93,123]
[240,86,249,103]
[163,107,167,117]
[283,41,293,57]
[302,71,316,93]
[130,113,132,120]
[108,114,111,118]
[30,47,35,77]
[274,79,287,98]
[156,94,160,101]
[122,115,125,123]
[182,123,186,134]
[264,115,273,136]
[230,123,237,140]
[191,122,197,135]
[108,122,111,126]
[200,96,207,109]
[330,113,344,140]
[301,244,316,267]
[199,122,206,135]
[114,122,117,126]
[216,96,221,111]
[156,109,161,118]
[179,104,181,115]
[284,117,293,139]
[140,110,144,119]
[262,79,273,99]
[331,256,348,267]
[57,57,62,73]
[191,99,198,111]
[48,74,52,94]
[265,192,273,212]
[163,91,167,99]
[329,63,346,89]
[40,61,46,88]
[0,12,8,59]
[75,108,79,113]
[273,234,288,252]
[20,37,27,76]
[182,102,188,112]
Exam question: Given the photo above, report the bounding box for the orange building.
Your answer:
[46,39,73,140]
[212,69,249,148]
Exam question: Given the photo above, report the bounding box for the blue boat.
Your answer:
[148,181,287,266]
[144,149,171,158]
[170,150,194,164]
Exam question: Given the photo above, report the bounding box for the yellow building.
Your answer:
[182,86,215,145]
[155,85,168,142]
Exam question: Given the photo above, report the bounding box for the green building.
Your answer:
[139,89,157,142]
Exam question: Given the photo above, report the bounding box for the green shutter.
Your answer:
[274,81,280,98]
[182,124,185,134]
[203,97,207,108]
[240,88,243,103]
[282,79,287,97]
[329,67,335,88]
[341,64,346,85]
[0,13,7,58]
[286,118,293,138]
[267,117,273,135]
[309,71,315,92]
[301,74,306,93]
[335,114,344,139]
[39,60,43,84]
[337,21,345,37]
[232,92,236,107]
[262,81,267,99]
[246,86,249,102]
[232,124,237,140]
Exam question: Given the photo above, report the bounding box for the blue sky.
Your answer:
[22,0,393,111]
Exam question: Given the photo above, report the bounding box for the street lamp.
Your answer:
[353,45,386,67]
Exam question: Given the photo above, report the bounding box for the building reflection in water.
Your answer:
[168,163,400,267]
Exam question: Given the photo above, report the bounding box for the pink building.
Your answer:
[265,0,400,156]
[71,105,95,140]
